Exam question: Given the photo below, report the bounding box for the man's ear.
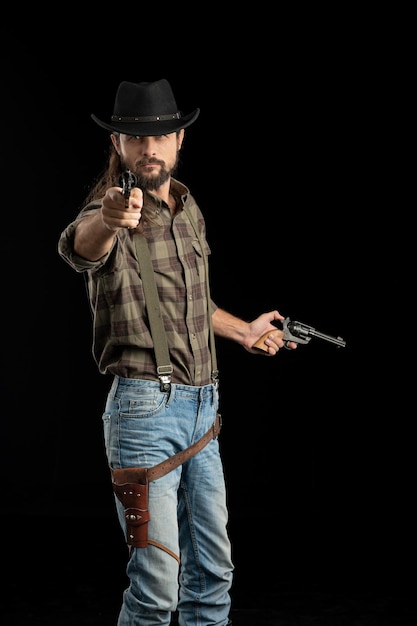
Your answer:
[177,129,185,150]
[111,133,121,154]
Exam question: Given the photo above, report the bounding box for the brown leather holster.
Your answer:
[112,467,150,549]
[111,414,221,551]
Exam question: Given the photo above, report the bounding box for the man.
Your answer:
[58,78,297,626]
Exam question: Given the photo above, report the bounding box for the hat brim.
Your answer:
[91,109,200,136]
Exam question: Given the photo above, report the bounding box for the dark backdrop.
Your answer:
[2,14,411,613]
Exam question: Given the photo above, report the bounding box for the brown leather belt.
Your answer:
[112,413,222,484]
[147,412,222,481]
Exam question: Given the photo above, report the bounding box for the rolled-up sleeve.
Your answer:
[58,212,112,272]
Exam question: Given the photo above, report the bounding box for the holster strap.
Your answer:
[146,413,221,481]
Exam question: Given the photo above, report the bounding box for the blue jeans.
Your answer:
[103,376,233,626]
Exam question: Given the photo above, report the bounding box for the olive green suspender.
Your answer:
[132,206,219,392]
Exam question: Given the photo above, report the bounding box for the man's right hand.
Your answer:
[101,186,143,231]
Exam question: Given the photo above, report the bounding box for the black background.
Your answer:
[2,11,412,622]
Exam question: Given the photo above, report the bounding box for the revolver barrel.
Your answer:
[284,319,346,348]
[120,169,137,208]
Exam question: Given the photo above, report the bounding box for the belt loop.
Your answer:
[110,375,119,399]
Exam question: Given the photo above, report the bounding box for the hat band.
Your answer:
[111,112,181,123]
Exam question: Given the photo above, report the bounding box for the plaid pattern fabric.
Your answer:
[58,179,216,385]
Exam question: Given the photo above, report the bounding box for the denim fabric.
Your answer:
[103,376,233,626]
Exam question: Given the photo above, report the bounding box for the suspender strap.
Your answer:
[133,205,219,389]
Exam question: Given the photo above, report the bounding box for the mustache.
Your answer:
[137,158,165,167]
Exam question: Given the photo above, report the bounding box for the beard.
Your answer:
[135,164,170,191]
[131,152,180,192]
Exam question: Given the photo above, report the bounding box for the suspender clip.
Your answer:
[157,365,173,392]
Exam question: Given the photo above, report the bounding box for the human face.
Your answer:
[113,131,184,192]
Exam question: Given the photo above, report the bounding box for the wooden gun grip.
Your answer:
[252,329,284,352]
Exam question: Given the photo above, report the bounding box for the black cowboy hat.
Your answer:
[91,79,200,137]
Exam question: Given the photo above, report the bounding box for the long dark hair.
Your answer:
[84,140,124,205]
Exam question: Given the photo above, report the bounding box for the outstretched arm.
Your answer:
[74,186,143,261]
